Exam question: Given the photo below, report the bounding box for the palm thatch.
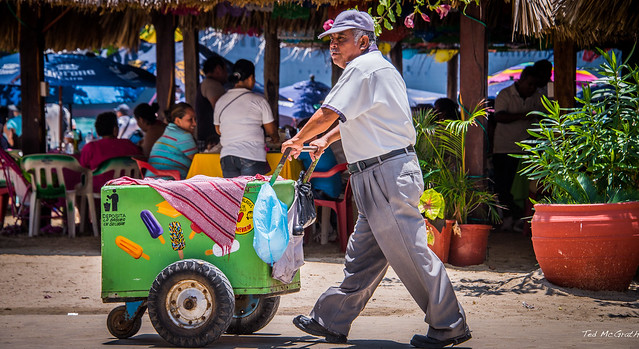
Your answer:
[511,0,639,46]
[0,0,338,51]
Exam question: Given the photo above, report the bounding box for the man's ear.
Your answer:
[359,35,370,51]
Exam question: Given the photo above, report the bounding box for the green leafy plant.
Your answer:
[414,105,501,224]
[517,48,639,204]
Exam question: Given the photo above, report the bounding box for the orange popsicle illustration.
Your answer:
[115,236,150,260]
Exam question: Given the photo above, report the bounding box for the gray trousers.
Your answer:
[310,152,467,340]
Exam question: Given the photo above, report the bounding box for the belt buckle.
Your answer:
[357,160,366,172]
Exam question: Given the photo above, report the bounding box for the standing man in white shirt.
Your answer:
[115,103,139,140]
[282,10,470,349]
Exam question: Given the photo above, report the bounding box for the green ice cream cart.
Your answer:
[101,178,299,347]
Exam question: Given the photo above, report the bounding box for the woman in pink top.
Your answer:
[80,111,142,191]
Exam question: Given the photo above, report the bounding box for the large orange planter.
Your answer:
[532,202,639,291]
[425,220,454,263]
[448,224,491,267]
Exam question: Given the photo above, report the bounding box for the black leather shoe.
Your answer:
[410,328,472,348]
[292,315,347,343]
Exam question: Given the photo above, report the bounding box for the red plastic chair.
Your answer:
[310,163,353,252]
[133,158,181,180]
[0,148,31,230]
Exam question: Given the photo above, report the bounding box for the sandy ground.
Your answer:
[0,227,638,348]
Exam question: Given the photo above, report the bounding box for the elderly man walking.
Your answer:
[282,10,471,349]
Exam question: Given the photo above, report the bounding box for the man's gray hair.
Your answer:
[353,29,376,47]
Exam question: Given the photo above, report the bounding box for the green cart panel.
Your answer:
[101,179,300,301]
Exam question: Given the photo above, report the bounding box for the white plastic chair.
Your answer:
[81,156,141,231]
[22,154,98,238]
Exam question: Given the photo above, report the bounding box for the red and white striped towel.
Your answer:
[108,174,255,252]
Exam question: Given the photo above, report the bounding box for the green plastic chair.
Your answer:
[22,154,98,238]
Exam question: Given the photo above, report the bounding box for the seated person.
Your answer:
[133,103,166,158]
[296,119,343,200]
[3,104,22,149]
[298,146,343,200]
[434,98,460,120]
[79,111,142,191]
[148,103,198,179]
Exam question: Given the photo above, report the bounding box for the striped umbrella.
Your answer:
[488,62,598,98]
[488,62,598,85]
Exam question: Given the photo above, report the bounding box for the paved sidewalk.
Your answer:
[1,314,637,348]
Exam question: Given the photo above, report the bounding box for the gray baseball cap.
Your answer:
[114,103,130,114]
[318,10,375,39]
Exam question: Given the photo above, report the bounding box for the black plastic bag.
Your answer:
[295,170,316,229]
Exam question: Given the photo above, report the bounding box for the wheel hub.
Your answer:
[166,279,214,328]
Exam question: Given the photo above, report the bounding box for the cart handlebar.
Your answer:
[269,146,319,186]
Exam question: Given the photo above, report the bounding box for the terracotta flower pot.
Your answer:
[425,219,454,263]
[531,202,639,291]
[448,224,491,267]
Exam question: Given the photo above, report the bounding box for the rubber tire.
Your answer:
[226,296,280,334]
[107,305,142,339]
[147,259,235,347]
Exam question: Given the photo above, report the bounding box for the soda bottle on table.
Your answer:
[63,130,75,154]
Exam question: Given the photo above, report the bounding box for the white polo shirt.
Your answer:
[493,84,545,154]
[214,88,274,161]
[322,51,415,163]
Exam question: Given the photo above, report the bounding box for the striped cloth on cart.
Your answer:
[108,175,253,253]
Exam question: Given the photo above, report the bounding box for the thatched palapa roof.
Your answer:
[511,0,639,46]
[0,0,339,51]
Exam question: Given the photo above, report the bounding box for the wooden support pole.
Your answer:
[554,38,576,109]
[152,12,176,121]
[264,18,280,126]
[459,2,487,177]
[182,23,199,107]
[447,53,458,100]
[390,41,403,76]
[19,3,46,154]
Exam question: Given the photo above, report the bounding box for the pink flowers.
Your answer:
[436,4,451,19]
[323,19,334,31]
[404,12,415,28]
[405,11,431,28]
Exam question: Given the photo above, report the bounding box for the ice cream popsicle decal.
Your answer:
[115,236,150,260]
[140,210,165,244]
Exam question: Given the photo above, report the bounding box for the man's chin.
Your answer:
[331,56,345,69]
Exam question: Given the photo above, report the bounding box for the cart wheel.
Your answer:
[107,305,143,339]
[147,259,234,348]
[226,295,280,334]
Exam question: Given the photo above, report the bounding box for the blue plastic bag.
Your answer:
[253,183,289,265]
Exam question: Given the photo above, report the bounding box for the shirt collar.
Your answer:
[345,43,379,65]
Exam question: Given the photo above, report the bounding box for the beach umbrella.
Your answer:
[488,62,599,99]
[0,53,156,88]
[0,52,156,146]
[488,62,597,86]
[278,77,331,127]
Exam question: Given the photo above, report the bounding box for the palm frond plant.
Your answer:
[516,48,639,204]
[413,104,501,225]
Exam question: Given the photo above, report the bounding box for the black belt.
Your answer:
[348,145,415,174]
